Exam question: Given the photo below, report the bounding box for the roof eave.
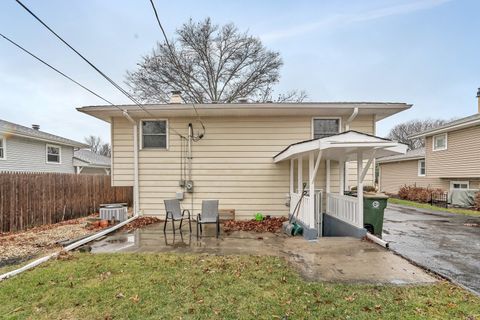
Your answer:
[0,130,87,148]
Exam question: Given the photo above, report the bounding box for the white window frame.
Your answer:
[139,119,169,150]
[46,144,61,164]
[418,159,426,176]
[0,136,5,160]
[311,117,342,139]
[450,181,469,190]
[432,133,447,151]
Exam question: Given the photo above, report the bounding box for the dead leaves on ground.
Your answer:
[223,217,288,233]
[120,217,161,232]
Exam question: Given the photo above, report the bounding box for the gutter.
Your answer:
[122,110,140,217]
[0,215,138,281]
[345,107,359,131]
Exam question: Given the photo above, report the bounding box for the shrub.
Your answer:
[398,185,445,203]
[350,185,377,193]
[475,192,480,211]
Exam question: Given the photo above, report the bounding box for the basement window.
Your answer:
[450,181,469,190]
[418,159,426,176]
[141,120,168,149]
[46,144,61,163]
[313,118,340,139]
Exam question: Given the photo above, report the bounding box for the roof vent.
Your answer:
[32,124,40,130]
[170,91,183,104]
[237,97,249,103]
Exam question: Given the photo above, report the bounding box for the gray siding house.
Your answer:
[0,119,86,173]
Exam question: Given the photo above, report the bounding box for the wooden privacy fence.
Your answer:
[0,172,133,232]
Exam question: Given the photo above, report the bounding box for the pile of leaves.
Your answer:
[120,217,161,232]
[398,185,445,203]
[223,217,288,233]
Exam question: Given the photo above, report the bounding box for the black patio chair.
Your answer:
[196,200,220,239]
[163,199,192,234]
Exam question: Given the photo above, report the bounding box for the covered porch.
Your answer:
[274,131,407,239]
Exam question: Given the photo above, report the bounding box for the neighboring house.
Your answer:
[78,100,408,238]
[378,91,480,194]
[73,149,111,175]
[0,119,86,173]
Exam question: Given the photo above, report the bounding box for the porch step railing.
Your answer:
[326,193,360,227]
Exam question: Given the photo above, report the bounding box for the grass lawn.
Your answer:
[389,198,480,217]
[0,253,479,319]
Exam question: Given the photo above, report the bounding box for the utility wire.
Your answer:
[15,0,186,138]
[0,32,124,111]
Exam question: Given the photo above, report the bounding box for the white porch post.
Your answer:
[326,160,331,194]
[309,152,315,228]
[357,152,364,228]
[297,156,303,193]
[290,159,294,195]
[339,159,345,195]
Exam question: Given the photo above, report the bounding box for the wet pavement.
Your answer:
[383,204,480,295]
[89,222,435,285]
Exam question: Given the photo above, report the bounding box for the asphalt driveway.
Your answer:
[383,204,480,295]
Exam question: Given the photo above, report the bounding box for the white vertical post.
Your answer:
[290,159,294,196]
[357,152,364,228]
[297,156,303,193]
[326,159,331,213]
[339,159,345,195]
[309,152,315,228]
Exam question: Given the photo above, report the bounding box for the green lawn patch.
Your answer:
[389,198,480,217]
[0,253,479,319]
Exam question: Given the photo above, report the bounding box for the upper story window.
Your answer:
[141,120,167,149]
[0,137,5,160]
[313,118,340,139]
[418,159,426,176]
[432,133,447,151]
[46,144,61,163]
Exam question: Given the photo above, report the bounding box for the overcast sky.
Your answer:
[1,0,479,143]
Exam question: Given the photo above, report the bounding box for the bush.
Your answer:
[475,192,480,211]
[398,185,445,203]
[350,185,377,193]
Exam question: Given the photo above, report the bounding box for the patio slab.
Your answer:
[89,222,436,285]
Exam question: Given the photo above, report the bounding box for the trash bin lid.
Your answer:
[363,193,389,199]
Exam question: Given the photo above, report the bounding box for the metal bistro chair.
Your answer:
[197,200,220,239]
[163,199,192,234]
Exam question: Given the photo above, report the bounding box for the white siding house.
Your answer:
[0,119,86,173]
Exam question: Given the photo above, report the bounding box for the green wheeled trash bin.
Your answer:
[363,194,389,237]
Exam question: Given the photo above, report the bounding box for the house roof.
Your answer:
[73,149,111,167]
[77,102,412,123]
[410,113,480,138]
[273,130,408,163]
[0,118,87,148]
[376,147,425,164]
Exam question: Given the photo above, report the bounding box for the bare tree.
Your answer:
[126,18,306,103]
[84,135,111,157]
[387,119,450,150]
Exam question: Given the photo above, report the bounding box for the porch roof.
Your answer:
[273,131,407,163]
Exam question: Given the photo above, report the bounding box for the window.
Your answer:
[46,144,61,163]
[450,181,469,190]
[418,159,426,176]
[0,137,5,160]
[141,120,167,149]
[433,133,447,151]
[313,118,340,139]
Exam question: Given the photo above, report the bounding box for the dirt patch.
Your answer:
[223,217,288,233]
[119,217,161,232]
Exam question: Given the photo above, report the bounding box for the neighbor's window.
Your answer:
[313,118,340,139]
[0,137,4,159]
[142,120,167,149]
[433,133,447,151]
[418,159,426,176]
[46,144,61,163]
[451,181,469,190]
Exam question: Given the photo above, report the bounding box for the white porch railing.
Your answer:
[326,193,361,227]
[290,193,314,228]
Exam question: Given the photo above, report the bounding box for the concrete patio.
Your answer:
[89,222,436,285]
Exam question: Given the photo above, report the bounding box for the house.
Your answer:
[378,89,480,194]
[78,99,408,238]
[73,149,111,175]
[0,119,86,173]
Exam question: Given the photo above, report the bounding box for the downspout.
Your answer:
[123,110,140,217]
[345,107,359,131]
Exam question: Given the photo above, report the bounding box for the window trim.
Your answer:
[417,159,426,177]
[0,136,5,160]
[46,144,61,164]
[450,180,469,190]
[139,119,169,150]
[311,117,342,139]
[432,133,447,151]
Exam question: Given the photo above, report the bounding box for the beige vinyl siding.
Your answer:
[425,125,480,178]
[111,115,375,218]
[379,160,448,194]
